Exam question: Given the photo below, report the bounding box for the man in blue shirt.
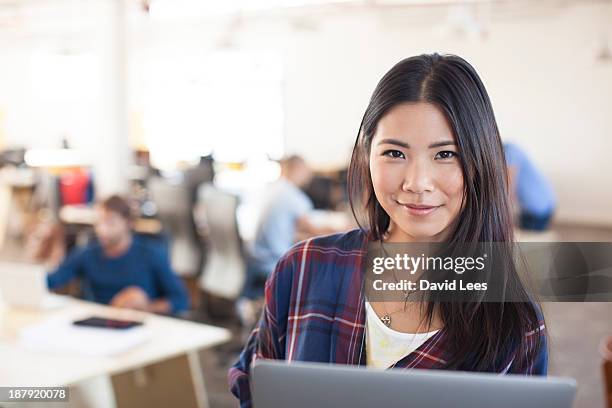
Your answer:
[241,156,336,300]
[47,195,189,314]
[504,143,556,231]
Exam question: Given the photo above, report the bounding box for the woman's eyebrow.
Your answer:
[378,138,409,148]
[429,140,456,148]
[377,139,456,148]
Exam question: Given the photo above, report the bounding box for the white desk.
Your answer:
[0,296,231,407]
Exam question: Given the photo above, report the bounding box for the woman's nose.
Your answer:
[401,159,434,194]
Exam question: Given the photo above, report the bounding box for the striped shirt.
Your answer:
[228,229,547,408]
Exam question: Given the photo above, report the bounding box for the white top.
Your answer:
[365,301,439,369]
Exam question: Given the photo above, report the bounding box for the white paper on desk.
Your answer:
[19,318,152,356]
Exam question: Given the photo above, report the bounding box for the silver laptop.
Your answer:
[0,262,65,309]
[252,360,576,408]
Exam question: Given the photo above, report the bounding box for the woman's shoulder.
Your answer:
[270,229,367,282]
[283,228,368,260]
[267,229,367,313]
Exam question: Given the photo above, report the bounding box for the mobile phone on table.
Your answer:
[73,316,143,330]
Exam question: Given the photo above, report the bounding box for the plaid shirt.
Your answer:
[228,229,547,408]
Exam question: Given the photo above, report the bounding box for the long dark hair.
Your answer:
[348,53,543,371]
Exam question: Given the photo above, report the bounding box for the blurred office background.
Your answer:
[0,1,611,407]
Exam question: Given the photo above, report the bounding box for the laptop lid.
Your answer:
[252,360,576,408]
[0,262,51,308]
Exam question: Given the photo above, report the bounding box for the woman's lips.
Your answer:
[397,201,442,216]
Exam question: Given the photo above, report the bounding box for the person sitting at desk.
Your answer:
[241,155,340,300]
[47,195,189,315]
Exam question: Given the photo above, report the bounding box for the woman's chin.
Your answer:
[391,222,449,242]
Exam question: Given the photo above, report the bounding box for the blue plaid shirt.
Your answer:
[229,229,547,407]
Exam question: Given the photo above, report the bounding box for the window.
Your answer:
[135,50,284,169]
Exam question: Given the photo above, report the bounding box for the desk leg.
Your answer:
[111,352,208,408]
[187,350,208,408]
[70,375,116,408]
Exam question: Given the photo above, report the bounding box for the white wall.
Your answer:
[0,0,130,196]
[273,3,612,226]
[0,1,611,225]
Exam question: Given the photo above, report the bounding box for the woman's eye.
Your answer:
[435,150,458,160]
[383,150,405,159]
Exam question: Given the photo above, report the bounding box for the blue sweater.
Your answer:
[47,236,190,314]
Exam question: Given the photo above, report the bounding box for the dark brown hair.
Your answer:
[348,53,544,372]
[101,195,133,222]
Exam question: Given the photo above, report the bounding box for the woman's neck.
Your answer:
[375,222,445,332]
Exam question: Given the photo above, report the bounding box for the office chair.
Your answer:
[195,183,246,317]
[148,176,201,277]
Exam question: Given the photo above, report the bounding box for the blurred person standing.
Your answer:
[504,142,556,231]
[241,155,338,301]
[47,195,189,314]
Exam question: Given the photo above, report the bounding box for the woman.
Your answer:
[229,53,547,407]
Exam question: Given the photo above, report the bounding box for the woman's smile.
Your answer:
[395,200,443,216]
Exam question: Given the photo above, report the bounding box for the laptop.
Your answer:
[0,262,65,309]
[252,360,576,408]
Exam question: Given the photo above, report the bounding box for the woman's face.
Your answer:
[369,102,464,242]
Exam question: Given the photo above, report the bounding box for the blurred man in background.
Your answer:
[240,155,338,301]
[47,195,189,315]
[504,142,557,231]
